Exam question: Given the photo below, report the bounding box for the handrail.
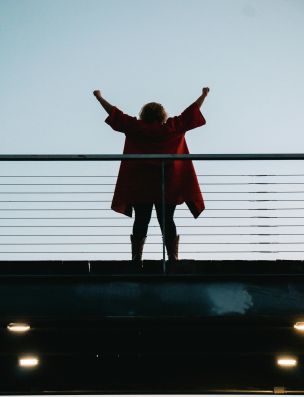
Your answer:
[1,154,304,268]
[0,154,304,161]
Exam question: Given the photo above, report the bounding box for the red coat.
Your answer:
[105,102,206,218]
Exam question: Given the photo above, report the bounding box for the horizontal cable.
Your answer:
[0,242,133,246]
[198,174,304,177]
[202,183,304,185]
[1,242,304,246]
[0,208,111,211]
[0,233,304,237]
[0,225,304,228]
[0,175,118,178]
[2,208,304,211]
[1,250,304,254]
[177,208,304,211]
[1,174,304,177]
[2,191,304,194]
[184,250,304,253]
[0,183,115,186]
[0,192,113,194]
[203,191,304,194]
[0,200,303,203]
[1,153,304,161]
[2,182,304,186]
[1,216,304,219]
[205,200,304,202]
[177,216,304,218]
[0,234,135,236]
[180,232,304,236]
[0,200,112,203]
[0,217,124,219]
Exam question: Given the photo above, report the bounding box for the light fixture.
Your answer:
[274,386,285,394]
[7,323,31,333]
[18,356,39,368]
[294,322,304,332]
[277,356,298,368]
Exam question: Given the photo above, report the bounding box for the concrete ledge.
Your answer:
[0,259,304,275]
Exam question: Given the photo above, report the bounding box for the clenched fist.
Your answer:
[202,87,210,97]
[93,90,102,99]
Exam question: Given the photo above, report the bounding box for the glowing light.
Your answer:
[7,323,31,333]
[7,323,31,332]
[294,322,304,332]
[274,386,285,394]
[19,356,39,368]
[277,357,297,368]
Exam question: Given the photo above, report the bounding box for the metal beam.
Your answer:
[1,153,304,161]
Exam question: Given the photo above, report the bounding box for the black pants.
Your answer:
[132,203,177,239]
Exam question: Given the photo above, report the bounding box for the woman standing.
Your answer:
[93,88,209,263]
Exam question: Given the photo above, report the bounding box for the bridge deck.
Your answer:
[0,260,304,394]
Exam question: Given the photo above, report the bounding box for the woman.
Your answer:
[93,87,209,263]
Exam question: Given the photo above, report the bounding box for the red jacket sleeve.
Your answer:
[166,103,206,132]
[105,107,141,133]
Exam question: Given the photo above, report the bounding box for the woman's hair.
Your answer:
[139,102,168,124]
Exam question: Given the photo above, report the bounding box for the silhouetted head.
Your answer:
[139,102,168,124]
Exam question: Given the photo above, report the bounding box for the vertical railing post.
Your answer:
[161,159,166,273]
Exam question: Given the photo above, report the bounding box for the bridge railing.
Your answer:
[1,154,304,269]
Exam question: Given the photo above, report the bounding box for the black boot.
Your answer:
[165,235,180,262]
[130,235,146,267]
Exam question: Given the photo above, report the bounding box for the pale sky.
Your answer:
[1,0,304,262]
[1,0,304,154]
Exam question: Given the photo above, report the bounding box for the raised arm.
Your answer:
[165,88,209,132]
[93,90,113,115]
[193,87,210,108]
[93,90,140,134]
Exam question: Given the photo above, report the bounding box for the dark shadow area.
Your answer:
[0,260,304,393]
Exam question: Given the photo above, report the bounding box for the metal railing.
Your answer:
[1,154,304,270]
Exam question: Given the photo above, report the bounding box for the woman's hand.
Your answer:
[202,87,210,97]
[93,90,102,99]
